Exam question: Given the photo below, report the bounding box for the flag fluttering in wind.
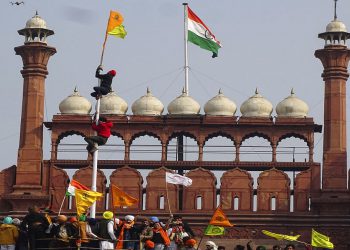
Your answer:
[311,229,334,249]
[66,179,89,196]
[110,184,138,207]
[166,172,192,186]
[209,206,233,227]
[262,230,301,242]
[204,224,225,236]
[106,10,127,39]
[75,189,103,216]
[187,6,222,58]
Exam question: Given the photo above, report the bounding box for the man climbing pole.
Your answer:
[84,115,113,154]
[90,65,116,99]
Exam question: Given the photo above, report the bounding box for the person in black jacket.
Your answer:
[91,65,116,99]
[21,206,49,250]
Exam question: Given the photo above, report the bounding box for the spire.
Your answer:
[334,0,338,20]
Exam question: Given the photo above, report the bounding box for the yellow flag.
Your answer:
[204,225,225,236]
[106,11,124,33]
[108,24,127,39]
[75,189,103,216]
[311,229,334,249]
[262,230,300,241]
[110,184,138,207]
[209,207,233,227]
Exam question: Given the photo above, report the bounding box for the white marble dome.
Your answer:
[276,89,309,118]
[204,89,237,116]
[132,88,164,116]
[25,12,47,29]
[167,89,201,115]
[100,91,128,115]
[240,89,273,118]
[326,19,347,32]
[59,88,92,115]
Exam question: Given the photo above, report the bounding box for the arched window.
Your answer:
[203,136,235,161]
[167,136,198,161]
[308,196,311,212]
[240,136,271,162]
[233,196,239,211]
[277,136,309,162]
[130,135,161,160]
[159,195,165,210]
[271,197,276,211]
[196,196,202,210]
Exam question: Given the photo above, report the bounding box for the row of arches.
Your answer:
[49,166,313,214]
[55,134,311,162]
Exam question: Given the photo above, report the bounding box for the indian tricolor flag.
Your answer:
[66,179,89,196]
[187,6,222,58]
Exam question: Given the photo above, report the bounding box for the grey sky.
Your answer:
[1,0,350,170]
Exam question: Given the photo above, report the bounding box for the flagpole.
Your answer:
[58,195,66,216]
[183,3,189,95]
[165,179,173,216]
[90,22,109,219]
[90,99,100,218]
[196,235,204,250]
[100,33,108,66]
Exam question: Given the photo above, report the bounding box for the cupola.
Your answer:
[204,89,237,116]
[276,89,309,118]
[167,88,200,115]
[18,11,54,44]
[132,88,164,116]
[240,88,273,118]
[100,91,128,115]
[318,1,350,45]
[59,87,92,115]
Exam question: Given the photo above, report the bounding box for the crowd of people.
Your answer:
[0,206,197,250]
[0,206,312,250]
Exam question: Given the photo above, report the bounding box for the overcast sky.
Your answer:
[1,0,350,171]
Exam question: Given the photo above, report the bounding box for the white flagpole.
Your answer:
[165,178,173,216]
[183,3,189,95]
[58,195,66,216]
[90,80,101,219]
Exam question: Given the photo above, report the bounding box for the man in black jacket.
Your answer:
[91,65,117,99]
[21,205,50,250]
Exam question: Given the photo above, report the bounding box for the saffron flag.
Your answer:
[311,229,334,249]
[209,207,233,227]
[110,184,138,207]
[66,179,89,196]
[204,224,225,236]
[166,172,192,187]
[75,189,103,216]
[106,10,127,39]
[262,230,300,242]
[187,6,222,58]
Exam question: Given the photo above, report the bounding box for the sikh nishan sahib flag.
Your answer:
[75,189,103,216]
[110,184,138,207]
[106,10,127,39]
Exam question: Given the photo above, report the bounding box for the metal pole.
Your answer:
[177,135,184,210]
[90,82,101,218]
[183,3,189,95]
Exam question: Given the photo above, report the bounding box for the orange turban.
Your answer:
[185,239,197,247]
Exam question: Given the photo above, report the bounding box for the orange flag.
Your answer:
[110,184,138,207]
[209,206,233,227]
[106,11,124,33]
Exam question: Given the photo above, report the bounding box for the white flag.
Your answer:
[166,172,192,187]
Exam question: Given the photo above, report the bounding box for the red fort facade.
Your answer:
[1,12,350,249]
